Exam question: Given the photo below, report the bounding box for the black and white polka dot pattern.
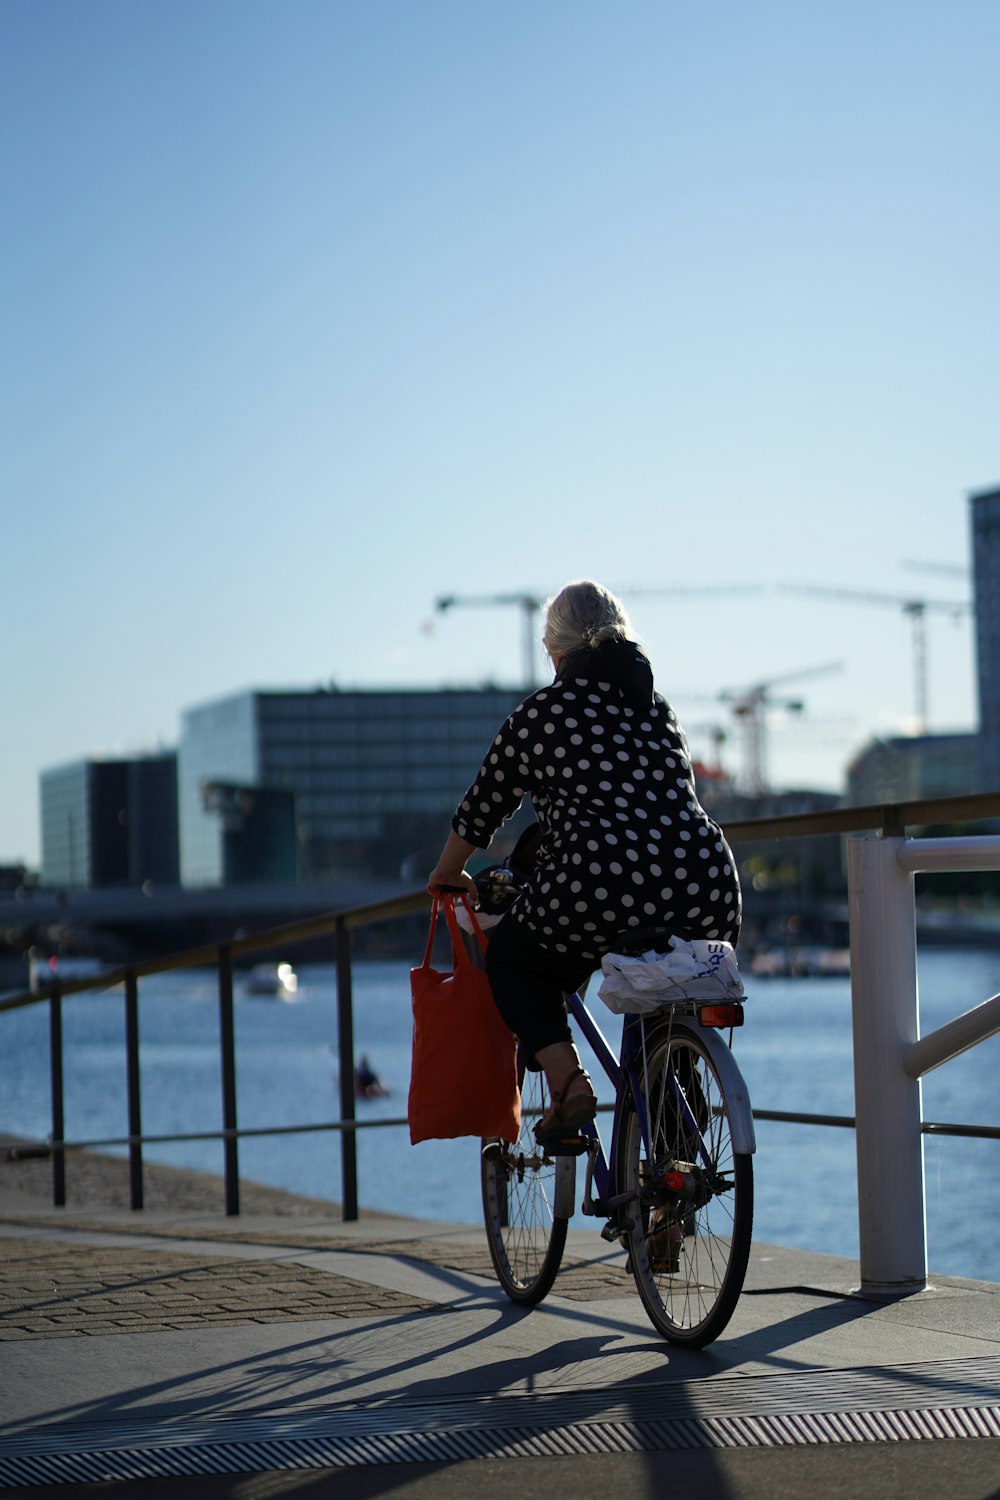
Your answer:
[452,676,742,960]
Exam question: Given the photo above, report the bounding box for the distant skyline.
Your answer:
[3,0,994,867]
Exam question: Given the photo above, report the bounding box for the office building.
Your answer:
[199,781,298,885]
[972,485,1000,788]
[40,753,179,889]
[178,687,526,887]
[126,755,181,886]
[844,733,979,807]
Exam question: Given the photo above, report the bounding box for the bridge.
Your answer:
[0,878,418,980]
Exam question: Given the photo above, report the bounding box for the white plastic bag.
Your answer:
[597,935,746,1015]
[455,903,505,934]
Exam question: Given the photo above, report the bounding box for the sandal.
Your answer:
[647,1208,685,1274]
[534,1066,597,1147]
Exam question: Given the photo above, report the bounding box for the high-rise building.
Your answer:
[178,687,527,887]
[972,485,1000,789]
[126,755,181,886]
[199,781,298,885]
[40,753,179,889]
[844,733,979,807]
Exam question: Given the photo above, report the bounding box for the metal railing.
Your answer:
[3,790,1000,1292]
[849,831,1000,1293]
[1,890,427,1220]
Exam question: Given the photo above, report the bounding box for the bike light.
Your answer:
[663,1170,687,1192]
[699,1003,744,1028]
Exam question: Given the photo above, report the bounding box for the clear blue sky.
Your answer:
[3,0,994,868]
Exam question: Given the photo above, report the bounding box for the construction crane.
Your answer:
[435,593,545,689]
[616,583,763,606]
[902,559,969,578]
[778,584,971,734]
[718,662,842,795]
[435,584,763,691]
[681,722,730,778]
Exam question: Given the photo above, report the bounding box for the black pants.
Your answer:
[484,916,597,1061]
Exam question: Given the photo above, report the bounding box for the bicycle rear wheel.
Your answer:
[481,1063,568,1305]
[619,1022,752,1346]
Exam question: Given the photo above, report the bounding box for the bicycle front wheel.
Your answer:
[619,1022,753,1346]
[481,1064,568,1305]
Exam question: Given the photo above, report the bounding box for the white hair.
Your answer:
[542,579,633,660]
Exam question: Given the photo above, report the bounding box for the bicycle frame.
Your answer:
[555,988,756,1224]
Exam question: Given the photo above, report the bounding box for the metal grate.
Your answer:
[3,1355,999,1486]
[2,1406,1000,1486]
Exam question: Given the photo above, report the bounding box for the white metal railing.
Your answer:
[5,797,1000,1271]
[848,833,1000,1296]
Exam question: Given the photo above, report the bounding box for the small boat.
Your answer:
[28,953,118,993]
[354,1054,389,1099]
[245,962,298,999]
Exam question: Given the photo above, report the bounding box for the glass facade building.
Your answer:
[40,754,179,889]
[178,686,527,887]
[972,486,1000,789]
[177,694,259,885]
[126,756,181,886]
[845,733,979,806]
[40,762,95,887]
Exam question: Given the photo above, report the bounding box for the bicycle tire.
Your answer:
[619,1021,753,1347]
[481,1064,568,1305]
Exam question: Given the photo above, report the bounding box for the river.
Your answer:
[3,945,997,1283]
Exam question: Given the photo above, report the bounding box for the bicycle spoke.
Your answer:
[621,1022,752,1346]
[481,1067,568,1304]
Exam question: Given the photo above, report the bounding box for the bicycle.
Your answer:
[475,875,756,1348]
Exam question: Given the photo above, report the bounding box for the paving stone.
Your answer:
[0,1237,435,1339]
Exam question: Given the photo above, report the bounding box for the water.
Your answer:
[3,947,998,1282]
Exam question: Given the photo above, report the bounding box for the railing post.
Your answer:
[335,917,359,1222]
[124,969,144,1210]
[847,834,927,1294]
[218,944,240,1216]
[48,991,66,1207]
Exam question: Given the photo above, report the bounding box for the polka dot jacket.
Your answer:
[452,669,742,962]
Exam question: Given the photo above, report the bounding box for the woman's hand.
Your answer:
[426,864,478,900]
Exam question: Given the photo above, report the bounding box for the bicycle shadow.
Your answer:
[7,1236,988,1500]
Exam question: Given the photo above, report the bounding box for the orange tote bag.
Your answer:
[408,893,521,1145]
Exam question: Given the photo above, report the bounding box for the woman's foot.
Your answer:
[534,1066,597,1146]
[647,1208,684,1273]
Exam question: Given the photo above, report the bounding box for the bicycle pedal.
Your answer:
[538,1134,589,1157]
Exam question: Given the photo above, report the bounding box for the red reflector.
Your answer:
[699,1003,744,1028]
[664,1170,686,1191]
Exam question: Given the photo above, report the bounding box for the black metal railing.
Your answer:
[3,790,1000,1220]
[1,890,427,1219]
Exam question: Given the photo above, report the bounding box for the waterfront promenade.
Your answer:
[1,1153,999,1499]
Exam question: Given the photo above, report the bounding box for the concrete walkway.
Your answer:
[1,1199,999,1499]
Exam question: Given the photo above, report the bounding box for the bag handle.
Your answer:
[441,889,488,959]
[419,889,487,971]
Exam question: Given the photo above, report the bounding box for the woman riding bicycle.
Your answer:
[427,578,742,1146]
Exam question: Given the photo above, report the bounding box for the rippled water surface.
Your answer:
[4,945,998,1282]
